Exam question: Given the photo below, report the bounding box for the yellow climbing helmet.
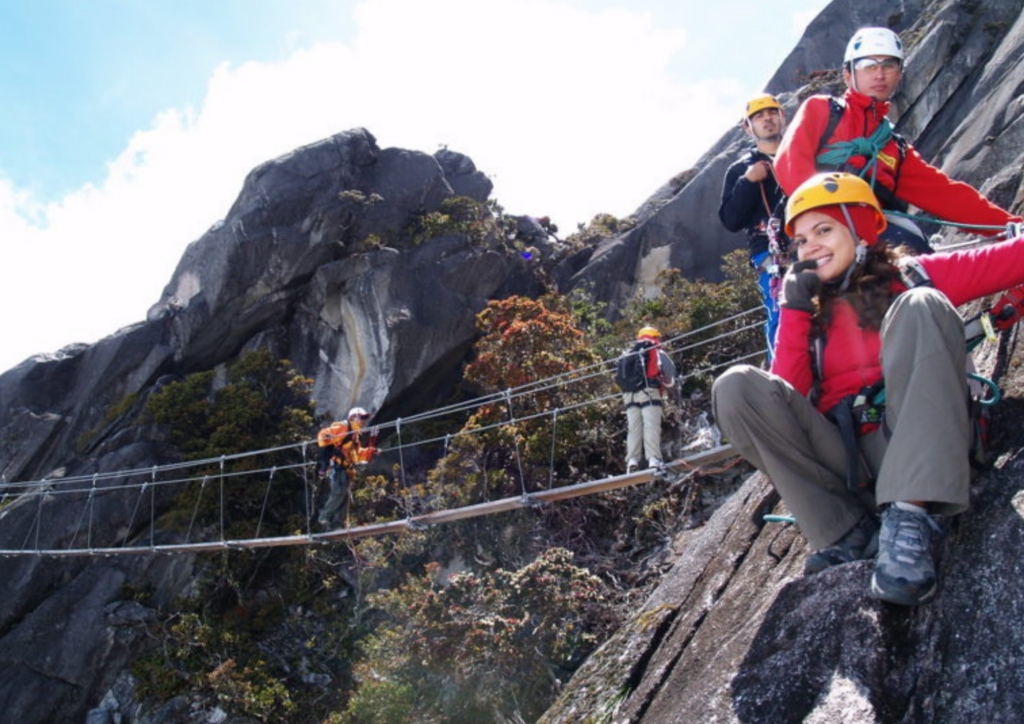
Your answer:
[783,172,887,237]
[637,326,661,340]
[744,93,782,119]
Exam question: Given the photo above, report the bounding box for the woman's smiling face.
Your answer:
[790,209,864,283]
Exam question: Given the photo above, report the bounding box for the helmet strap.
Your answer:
[836,203,868,293]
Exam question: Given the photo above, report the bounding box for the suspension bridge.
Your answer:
[2,224,1015,560]
[0,306,766,558]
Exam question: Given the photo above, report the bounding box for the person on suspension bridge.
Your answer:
[615,326,677,474]
[712,171,1024,606]
[775,26,1021,252]
[718,93,789,359]
[315,407,379,529]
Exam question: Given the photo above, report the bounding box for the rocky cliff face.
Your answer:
[566,0,1024,311]
[2,0,1024,721]
[0,129,547,723]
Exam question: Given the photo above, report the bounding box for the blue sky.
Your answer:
[0,0,829,373]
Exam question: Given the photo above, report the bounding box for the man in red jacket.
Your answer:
[775,27,1020,250]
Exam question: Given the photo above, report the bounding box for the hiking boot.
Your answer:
[871,505,942,606]
[804,513,879,575]
[626,459,639,474]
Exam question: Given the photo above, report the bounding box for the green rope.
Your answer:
[886,209,1006,232]
[967,372,1002,407]
[815,117,893,186]
[764,514,796,524]
[815,117,1011,235]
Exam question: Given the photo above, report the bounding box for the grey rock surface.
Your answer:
[540,430,1024,722]
[2,1,1024,722]
[565,0,1023,313]
[0,128,528,724]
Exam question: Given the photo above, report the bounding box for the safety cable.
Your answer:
[886,210,1017,233]
[254,467,276,539]
[185,475,210,544]
[2,339,761,503]
[1,316,767,504]
[3,307,765,493]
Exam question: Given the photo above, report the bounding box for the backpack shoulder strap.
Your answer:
[816,97,846,161]
[889,131,910,193]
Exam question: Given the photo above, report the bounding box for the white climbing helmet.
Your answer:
[348,407,370,421]
[844,27,904,64]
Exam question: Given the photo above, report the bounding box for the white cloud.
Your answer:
[0,0,748,374]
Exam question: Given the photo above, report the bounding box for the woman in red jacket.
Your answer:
[712,171,1024,606]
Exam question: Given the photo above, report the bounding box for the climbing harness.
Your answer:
[764,215,787,302]
[813,256,1024,492]
[813,97,909,212]
[752,156,788,303]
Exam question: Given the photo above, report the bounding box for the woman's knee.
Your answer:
[887,286,957,321]
[883,286,963,340]
[712,365,766,418]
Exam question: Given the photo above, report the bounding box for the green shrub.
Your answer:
[405,196,498,246]
[350,548,608,723]
[335,679,418,724]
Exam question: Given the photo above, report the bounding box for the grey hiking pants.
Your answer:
[624,388,664,464]
[319,464,351,526]
[712,287,971,549]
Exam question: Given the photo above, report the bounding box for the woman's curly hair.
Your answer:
[806,243,909,403]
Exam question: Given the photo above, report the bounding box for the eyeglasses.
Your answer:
[852,57,902,73]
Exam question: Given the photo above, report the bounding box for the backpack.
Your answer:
[615,343,651,393]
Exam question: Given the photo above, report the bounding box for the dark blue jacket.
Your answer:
[718,148,785,259]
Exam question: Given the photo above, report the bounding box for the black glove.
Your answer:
[778,259,821,313]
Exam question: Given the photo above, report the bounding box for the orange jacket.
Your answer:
[317,421,372,469]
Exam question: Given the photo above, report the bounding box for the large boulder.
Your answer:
[540,425,1024,722]
[0,128,528,724]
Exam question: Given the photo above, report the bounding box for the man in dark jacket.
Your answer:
[719,93,788,357]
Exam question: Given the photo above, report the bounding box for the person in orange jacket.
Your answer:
[315,407,379,528]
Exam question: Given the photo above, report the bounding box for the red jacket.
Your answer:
[771,235,1024,413]
[776,89,1019,231]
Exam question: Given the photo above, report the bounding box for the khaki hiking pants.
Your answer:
[712,287,971,549]
[624,387,665,464]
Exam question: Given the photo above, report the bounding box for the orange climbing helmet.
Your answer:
[783,172,887,239]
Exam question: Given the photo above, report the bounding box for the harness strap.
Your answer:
[625,399,664,410]
[826,382,885,492]
[827,398,866,492]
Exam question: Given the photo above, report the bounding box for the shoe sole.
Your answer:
[870,573,937,606]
